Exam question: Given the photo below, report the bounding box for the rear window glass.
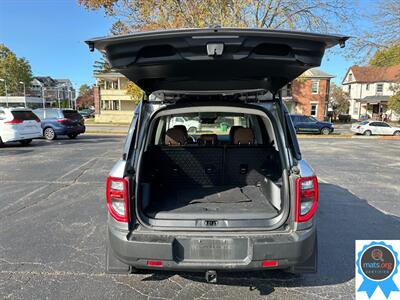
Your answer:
[153,112,272,146]
[11,111,37,120]
[62,110,82,120]
[167,113,249,135]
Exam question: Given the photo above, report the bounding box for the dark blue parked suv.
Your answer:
[290,114,334,135]
[33,109,86,140]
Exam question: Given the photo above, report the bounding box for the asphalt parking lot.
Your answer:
[1,136,399,299]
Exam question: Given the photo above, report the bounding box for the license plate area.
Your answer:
[173,238,249,263]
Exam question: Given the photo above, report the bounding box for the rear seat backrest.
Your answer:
[198,134,218,145]
[147,146,224,187]
[225,146,280,185]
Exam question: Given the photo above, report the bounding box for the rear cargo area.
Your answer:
[140,144,283,221]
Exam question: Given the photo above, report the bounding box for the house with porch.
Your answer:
[93,72,136,123]
[342,65,400,121]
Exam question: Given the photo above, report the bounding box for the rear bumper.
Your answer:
[2,131,42,143]
[108,225,316,271]
[54,125,86,135]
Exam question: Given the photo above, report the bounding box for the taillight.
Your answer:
[147,260,163,267]
[106,176,129,222]
[295,176,318,222]
[57,118,68,123]
[356,125,360,129]
[35,116,41,123]
[262,260,278,267]
[4,119,23,124]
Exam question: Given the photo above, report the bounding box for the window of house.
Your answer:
[376,83,383,93]
[112,100,120,110]
[311,80,319,94]
[348,84,352,95]
[348,73,353,81]
[366,84,370,91]
[353,102,358,114]
[310,104,318,117]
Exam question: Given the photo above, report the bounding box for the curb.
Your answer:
[297,135,400,140]
[85,131,127,135]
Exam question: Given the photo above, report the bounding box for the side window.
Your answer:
[285,112,301,161]
[123,102,141,159]
[379,122,390,127]
[369,122,378,127]
[34,110,44,119]
[45,110,59,119]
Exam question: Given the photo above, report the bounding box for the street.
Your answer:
[1,136,399,299]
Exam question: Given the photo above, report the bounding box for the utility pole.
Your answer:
[0,78,8,107]
[57,87,61,108]
[42,86,46,109]
[19,81,26,108]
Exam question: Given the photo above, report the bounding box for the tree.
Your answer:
[76,84,94,108]
[126,81,143,105]
[78,0,353,33]
[0,44,32,96]
[388,91,400,116]
[329,83,350,120]
[79,83,91,97]
[388,92,400,115]
[369,44,400,67]
[351,0,400,63]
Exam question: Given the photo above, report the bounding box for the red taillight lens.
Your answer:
[356,125,361,129]
[35,117,41,123]
[106,176,129,222]
[147,260,163,267]
[4,119,23,124]
[57,118,68,123]
[295,176,318,222]
[262,260,278,267]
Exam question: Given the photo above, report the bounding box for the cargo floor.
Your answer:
[145,185,279,220]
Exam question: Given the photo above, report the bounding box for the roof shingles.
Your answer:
[347,65,400,83]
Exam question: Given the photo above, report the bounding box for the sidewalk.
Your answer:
[85,124,129,134]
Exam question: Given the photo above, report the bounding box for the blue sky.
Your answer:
[0,0,375,90]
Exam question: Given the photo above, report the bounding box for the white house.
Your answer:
[342,65,400,121]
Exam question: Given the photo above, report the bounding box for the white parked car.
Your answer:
[0,107,42,145]
[351,121,400,136]
[170,116,200,133]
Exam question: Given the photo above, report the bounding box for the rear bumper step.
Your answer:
[108,226,316,271]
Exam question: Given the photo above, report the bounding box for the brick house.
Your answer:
[284,68,334,120]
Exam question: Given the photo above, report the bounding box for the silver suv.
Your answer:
[87,28,348,280]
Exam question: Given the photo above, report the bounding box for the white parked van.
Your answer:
[0,107,42,145]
